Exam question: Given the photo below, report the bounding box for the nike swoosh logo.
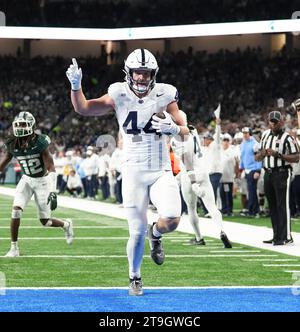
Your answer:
[156,93,164,97]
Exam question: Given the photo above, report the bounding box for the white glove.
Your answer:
[66,58,82,91]
[151,111,180,136]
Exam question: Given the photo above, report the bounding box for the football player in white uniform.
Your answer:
[171,111,232,248]
[0,112,74,257]
[66,49,189,296]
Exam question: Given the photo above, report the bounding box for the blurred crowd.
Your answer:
[0,0,298,28]
[1,47,300,151]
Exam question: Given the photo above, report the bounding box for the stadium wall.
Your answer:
[0,34,299,57]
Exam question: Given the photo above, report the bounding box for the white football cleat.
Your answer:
[64,219,74,245]
[5,247,20,257]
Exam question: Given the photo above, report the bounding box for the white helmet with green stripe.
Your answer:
[12,111,36,137]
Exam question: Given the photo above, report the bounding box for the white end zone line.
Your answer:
[1,187,300,257]
[3,285,297,290]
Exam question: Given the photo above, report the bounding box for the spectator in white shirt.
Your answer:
[98,152,111,200]
[110,138,124,204]
[220,133,239,216]
[201,118,223,202]
[66,169,83,197]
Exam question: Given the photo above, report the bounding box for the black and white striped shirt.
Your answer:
[259,129,299,168]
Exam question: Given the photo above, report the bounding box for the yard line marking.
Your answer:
[0,236,199,240]
[0,226,127,229]
[182,243,219,246]
[195,246,224,249]
[243,259,298,262]
[0,254,279,259]
[170,240,190,242]
[284,270,300,273]
[0,217,126,221]
[263,264,300,267]
[210,250,261,253]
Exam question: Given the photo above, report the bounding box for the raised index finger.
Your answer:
[72,58,78,67]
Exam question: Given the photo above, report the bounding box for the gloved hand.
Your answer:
[151,111,180,136]
[66,58,82,91]
[47,192,57,211]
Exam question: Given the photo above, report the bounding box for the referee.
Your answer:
[255,110,299,245]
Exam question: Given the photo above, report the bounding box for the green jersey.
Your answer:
[5,134,51,178]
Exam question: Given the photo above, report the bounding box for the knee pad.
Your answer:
[41,219,52,227]
[11,208,22,219]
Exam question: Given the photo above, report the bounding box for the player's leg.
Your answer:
[5,176,33,257]
[193,173,232,248]
[122,167,149,295]
[180,172,205,244]
[149,171,181,264]
[34,178,74,244]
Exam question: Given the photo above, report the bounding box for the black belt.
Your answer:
[264,167,291,173]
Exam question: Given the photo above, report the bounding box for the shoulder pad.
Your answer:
[37,134,51,151]
[108,82,127,101]
[155,83,178,105]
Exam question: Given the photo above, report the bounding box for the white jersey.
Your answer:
[108,82,178,171]
[201,124,223,174]
[171,126,204,173]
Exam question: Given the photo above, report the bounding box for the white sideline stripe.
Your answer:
[243,259,298,262]
[284,270,300,273]
[2,187,300,257]
[0,254,278,259]
[263,264,300,267]
[210,250,261,253]
[4,285,295,290]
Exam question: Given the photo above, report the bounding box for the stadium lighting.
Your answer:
[0,19,300,40]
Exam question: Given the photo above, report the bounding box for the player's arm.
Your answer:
[167,102,190,137]
[42,148,57,210]
[151,102,190,138]
[290,99,300,128]
[66,58,115,117]
[0,152,13,172]
[71,91,115,117]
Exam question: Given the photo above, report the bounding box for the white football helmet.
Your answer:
[12,111,36,137]
[124,48,159,95]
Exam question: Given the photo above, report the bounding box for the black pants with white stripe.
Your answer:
[264,169,292,242]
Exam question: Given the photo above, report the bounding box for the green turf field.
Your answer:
[0,193,300,288]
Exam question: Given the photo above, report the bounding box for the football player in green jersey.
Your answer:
[0,112,74,257]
